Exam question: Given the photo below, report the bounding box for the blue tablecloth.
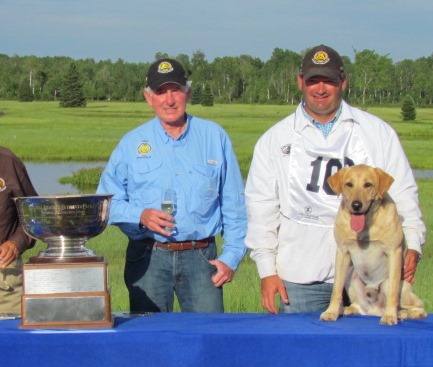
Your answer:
[1,312,433,367]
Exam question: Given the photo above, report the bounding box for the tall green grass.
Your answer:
[413,179,433,311]
[2,101,433,171]
[3,100,432,312]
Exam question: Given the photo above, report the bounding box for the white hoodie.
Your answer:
[245,101,425,284]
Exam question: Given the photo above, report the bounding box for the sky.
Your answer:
[1,0,432,64]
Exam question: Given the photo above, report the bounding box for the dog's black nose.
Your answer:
[352,201,362,212]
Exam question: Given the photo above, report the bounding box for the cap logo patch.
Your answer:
[157,61,174,74]
[312,51,330,65]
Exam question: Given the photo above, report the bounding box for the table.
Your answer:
[1,312,433,367]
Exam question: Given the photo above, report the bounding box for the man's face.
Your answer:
[144,83,189,126]
[297,75,347,123]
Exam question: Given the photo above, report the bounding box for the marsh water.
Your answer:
[413,169,433,180]
[24,162,433,196]
[25,162,106,195]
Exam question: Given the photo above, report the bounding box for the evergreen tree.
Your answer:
[401,95,416,121]
[60,63,86,107]
[18,80,33,102]
[190,86,201,105]
[200,84,214,106]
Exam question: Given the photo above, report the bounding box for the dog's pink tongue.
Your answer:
[351,214,366,233]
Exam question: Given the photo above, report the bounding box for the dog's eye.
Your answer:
[345,182,353,188]
[364,182,373,188]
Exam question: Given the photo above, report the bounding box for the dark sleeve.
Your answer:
[0,149,38,253]
[10,158,38,252]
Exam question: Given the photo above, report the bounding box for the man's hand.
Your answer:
[0,241,20,268]
[261,275,289,314]
[403,249,421,284]
[209,260,235,288]
[140,208,175,236]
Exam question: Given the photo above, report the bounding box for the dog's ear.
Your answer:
[375,167,394,198]
[327,168,346,195]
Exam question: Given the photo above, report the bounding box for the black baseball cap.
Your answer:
[300,45,345,81]
[146,58,188,90]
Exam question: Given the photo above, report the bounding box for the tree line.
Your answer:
[1,47,432,106]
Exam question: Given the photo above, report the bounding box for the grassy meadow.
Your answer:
[1,100,433,313]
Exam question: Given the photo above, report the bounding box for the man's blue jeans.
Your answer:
[279,280,333,313]
[124,239,223,313]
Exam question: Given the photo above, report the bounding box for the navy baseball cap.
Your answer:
[146,58,188,90]
[300,45,345,81]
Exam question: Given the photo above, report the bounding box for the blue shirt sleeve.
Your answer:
[215,131,247,270]
[97,144,146,239]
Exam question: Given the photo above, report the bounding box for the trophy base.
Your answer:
[20,261,113,330]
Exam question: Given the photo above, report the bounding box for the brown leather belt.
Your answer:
[154,237,214,251]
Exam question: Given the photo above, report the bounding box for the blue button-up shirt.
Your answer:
[97,114,247,270]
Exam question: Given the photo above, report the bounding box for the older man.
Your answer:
[98,58,247,313]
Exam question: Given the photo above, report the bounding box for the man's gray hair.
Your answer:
[144,81,192,94]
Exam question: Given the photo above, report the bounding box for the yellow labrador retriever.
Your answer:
[320,164,426,325]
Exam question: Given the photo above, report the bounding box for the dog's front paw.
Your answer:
[320,310,339,322]
[380,313,398,325]
[405,308,428,320]
[343,305,361,316]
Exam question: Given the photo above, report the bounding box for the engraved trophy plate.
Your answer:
[24,264,106,294]
[14,194,114,329]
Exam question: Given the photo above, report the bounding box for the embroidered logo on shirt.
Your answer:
[281,144,291,155]
[0,178,6,192]
[137,142,152,157]
[207,159,218,165]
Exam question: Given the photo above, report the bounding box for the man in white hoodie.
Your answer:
[245,44,425,314]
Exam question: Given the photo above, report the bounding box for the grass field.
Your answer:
[1,100,433,313]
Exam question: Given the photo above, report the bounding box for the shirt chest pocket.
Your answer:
[188,164,221,223]
[129,159,163,204]
[190,163,220,199]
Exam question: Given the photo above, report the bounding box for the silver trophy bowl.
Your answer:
[14,194,113,263]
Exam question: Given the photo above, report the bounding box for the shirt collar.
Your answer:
[301,102,343,138]
[156,113,190,145]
